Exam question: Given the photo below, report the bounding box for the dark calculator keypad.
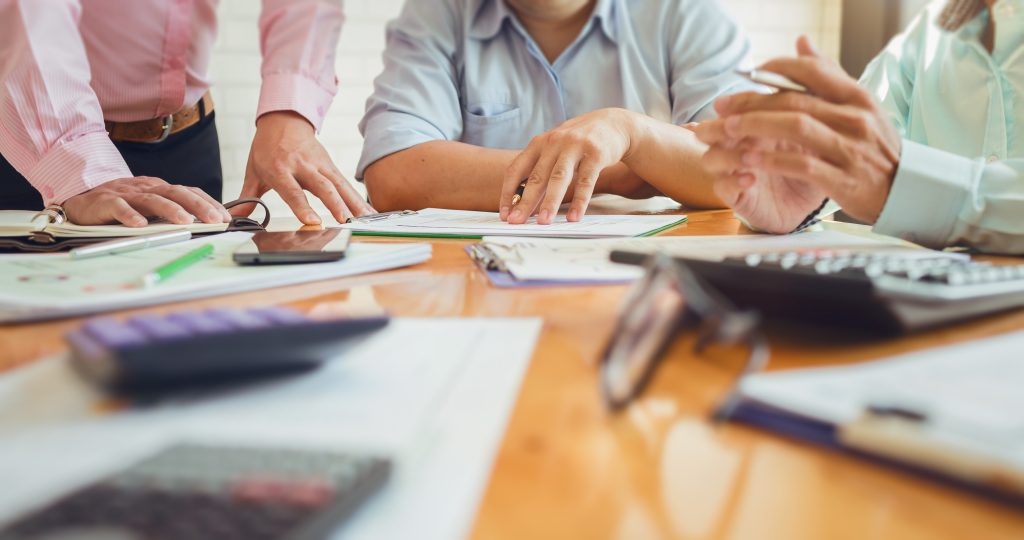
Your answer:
[0,445,390,540]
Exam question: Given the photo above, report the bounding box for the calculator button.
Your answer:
[128,314,192,340]
[166,311,234,335]
[206,309,272,330]
[83,318,148,348]
[248,307,308,325]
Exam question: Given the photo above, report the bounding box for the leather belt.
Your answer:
[105,92,215,144]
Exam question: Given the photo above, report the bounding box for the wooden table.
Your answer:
[2,200,1023,539]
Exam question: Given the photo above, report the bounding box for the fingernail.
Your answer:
[510,209,524,223]
[306,212,321,225]
[500,206,510,220]
[539,209,551,223]
[725,116,741,137]
[567,208,579,222]
[742,152,761,166]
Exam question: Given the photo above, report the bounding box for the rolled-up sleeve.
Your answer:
[875,140,1024,254]
[0,0,131,206]
[257,0,344,131]
[668,0,755,123]
[356,0,463,179]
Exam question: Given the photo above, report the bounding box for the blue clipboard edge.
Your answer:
[731,399,1024,509]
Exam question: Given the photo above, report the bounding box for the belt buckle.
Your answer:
[149,114,174,144]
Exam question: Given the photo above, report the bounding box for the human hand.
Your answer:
[702,138,828,233]
[234,111,375,225]
[500,108,643,224]
[695,36,901,229]
[63,176,230,227]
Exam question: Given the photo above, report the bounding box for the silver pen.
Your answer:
[70,230,193,260]
[736,69,809,94]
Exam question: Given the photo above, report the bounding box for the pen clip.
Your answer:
[346,210,418,224]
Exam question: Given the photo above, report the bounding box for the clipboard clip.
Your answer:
[346,210,418,224]
[467,244,509,273]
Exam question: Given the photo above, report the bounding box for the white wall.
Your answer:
[209,0,842,213]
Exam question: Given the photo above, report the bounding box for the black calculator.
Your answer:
[611,249,1024,334]
[0,444,391,540]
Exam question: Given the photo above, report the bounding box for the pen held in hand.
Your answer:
[510,180,528,207]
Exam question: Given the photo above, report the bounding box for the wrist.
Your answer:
[255,111,315,133]
[619,110,654,169]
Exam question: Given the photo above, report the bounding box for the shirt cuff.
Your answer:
[257,72,338,132]
[26,132,132,206]
[873,140,978,248]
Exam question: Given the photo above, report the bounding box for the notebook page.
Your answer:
[0,211,47,237]
[343,208,685,238]
[739,331,1024,436]
[45,220,228,238]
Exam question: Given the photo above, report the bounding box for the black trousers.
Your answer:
[0,112,223,210]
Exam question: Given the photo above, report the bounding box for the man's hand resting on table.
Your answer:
[62,177,231,227]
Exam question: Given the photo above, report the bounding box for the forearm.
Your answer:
[0,0,130,205]
[364,141,636,212]
[623,115,724,209]
[257,0,343,130]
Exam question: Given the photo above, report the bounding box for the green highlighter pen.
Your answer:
[140,243,214,288]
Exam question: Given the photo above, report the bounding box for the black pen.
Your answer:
[510,180,528,207]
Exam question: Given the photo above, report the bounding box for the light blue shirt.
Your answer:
[357,0,752,179]
[864,0,1024,253]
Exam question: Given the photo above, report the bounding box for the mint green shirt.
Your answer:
[863,0,1024,253]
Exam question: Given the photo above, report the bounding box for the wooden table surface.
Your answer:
[2,199,1023,539]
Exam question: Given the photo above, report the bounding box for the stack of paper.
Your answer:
[0,232,431,323]
[342,208,687,239]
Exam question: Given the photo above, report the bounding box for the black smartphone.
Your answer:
[233,229,352,265]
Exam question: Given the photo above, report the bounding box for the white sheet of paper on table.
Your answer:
[0,318,543,540]
[738,330,1024,471]
[341,208,686,238]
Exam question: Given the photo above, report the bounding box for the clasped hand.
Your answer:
[695,37,902,233]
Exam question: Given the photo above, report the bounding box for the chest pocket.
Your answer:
[461,102,522,148]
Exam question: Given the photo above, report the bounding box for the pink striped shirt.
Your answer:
[0,0,344,206]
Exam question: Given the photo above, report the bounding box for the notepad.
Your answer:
[341,208,687,239]
[732,332,1024,502]
[0,210,228,239]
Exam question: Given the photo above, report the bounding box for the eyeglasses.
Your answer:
[599,254,770,419]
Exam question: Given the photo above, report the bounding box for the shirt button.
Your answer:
[988,154,1000,163]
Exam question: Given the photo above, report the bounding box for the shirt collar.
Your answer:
[953,1,1024,41]
[469,0,619,43]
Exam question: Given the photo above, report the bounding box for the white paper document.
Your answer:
[341,208,686,238]
[739,331,1024,477]
[0,318,543,540]
[480,229,957,284]
[0,232,432,323]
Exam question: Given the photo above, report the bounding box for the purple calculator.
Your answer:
[66,307,389,396]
